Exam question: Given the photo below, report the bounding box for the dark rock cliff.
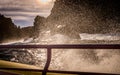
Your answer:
[0,14,21,42]
[45,0,120,38]
[0,14,35,43]
[34,16,46,38]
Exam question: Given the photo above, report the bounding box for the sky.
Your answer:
[0,0,55,27]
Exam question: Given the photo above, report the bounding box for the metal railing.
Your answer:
[0,44,120,75]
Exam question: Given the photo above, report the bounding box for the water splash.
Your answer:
[33,29,120,74]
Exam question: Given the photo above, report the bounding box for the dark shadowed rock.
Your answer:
[46,0,120,38]
[0,14,35,43]
[21,26,34,38]
[34,16,46,38]
[0,14,21,43]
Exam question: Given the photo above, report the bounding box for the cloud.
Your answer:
[0,0,54,12]
[0,0,55,27]
[1,11,49,17]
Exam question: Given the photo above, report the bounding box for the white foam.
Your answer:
[79,33,120,40]
[0,39,24,45]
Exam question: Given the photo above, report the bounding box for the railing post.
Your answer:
[42,48,52,75]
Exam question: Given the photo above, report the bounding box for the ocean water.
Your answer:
[0,33,120,74]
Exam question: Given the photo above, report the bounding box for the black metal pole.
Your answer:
[42,48,52,75]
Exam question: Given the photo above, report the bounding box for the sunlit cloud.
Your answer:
[0,0,55,27]
[38,0,55,5]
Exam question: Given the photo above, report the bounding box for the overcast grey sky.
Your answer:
[0,0,55,27]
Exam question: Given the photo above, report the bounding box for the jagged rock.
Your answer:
[0,14,21,43]
[34,16,46,38]
[0,14,36,43]
[46,0,120,38]
[21,26,34,38]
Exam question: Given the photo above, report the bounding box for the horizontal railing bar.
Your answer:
[0,44,120,49]
[0,68,119,75]
[48,70,119,75]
